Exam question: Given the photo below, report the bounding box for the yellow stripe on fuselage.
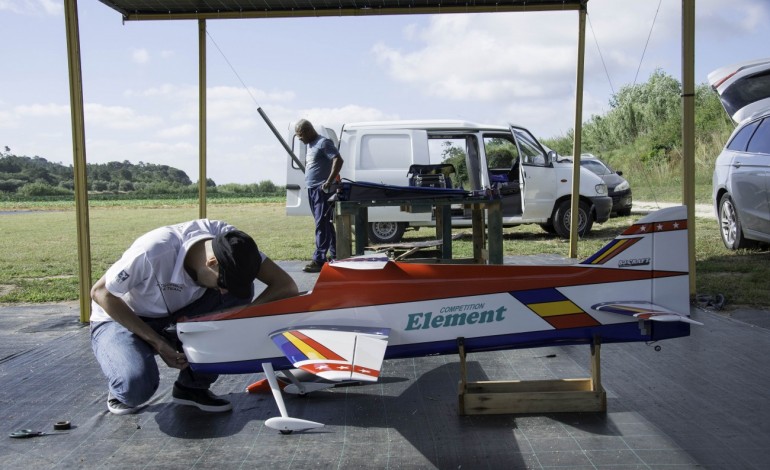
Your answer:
[593,238,632,263]
[284,331,324,360]
[529,300,584,317]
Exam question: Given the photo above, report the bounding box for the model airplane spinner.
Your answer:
[177,205,700,433]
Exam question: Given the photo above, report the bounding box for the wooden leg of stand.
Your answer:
[591,336,607,412]
[458,337,467,415]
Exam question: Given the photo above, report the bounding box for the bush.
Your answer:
[0,179,26,192]
[18,182,73,197]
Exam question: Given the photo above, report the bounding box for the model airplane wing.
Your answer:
[592,301,703,325]
[269,326,390,382]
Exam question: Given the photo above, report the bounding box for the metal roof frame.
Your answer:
[64,0,696,321]
[97,0,586,21]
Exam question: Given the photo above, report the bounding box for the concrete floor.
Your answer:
[1,262,768,469]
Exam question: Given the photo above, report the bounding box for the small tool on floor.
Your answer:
[9,429,68,438]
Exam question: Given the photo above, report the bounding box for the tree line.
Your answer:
[539,69,734,197]
[0,150,283,198]
[442,69,733,193]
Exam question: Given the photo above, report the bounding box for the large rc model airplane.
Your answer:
[177,206,699,433]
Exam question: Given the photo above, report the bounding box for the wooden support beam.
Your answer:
[458,337,606,415]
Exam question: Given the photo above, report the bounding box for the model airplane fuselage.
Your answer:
[178,206,696,382]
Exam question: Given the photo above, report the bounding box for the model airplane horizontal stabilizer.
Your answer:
[269,326,390,382]
[593,301,704,325]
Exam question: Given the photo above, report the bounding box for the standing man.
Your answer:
[295,119,344,273]
[90,220,298,415]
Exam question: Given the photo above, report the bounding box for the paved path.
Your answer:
[634,201,714,218]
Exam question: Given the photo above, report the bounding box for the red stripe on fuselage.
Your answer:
[186,263,683,322]
[545,313,601,329]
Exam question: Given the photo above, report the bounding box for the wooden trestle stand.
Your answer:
[457,337,607,415]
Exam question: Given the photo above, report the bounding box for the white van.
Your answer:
[285,120,612,244]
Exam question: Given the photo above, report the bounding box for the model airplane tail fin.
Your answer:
[581,205,689,273]
[583,205,692,322]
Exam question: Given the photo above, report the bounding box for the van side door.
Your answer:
[482,134,521,217]
[510,126,556,220]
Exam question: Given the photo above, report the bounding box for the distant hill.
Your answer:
[0,150,283,199]
[0,151,194,194]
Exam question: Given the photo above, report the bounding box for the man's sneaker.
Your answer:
[303,261,324,273]
[107,392,137,416]
[172,384,232,412]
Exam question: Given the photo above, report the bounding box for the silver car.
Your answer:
[710,58,770,249]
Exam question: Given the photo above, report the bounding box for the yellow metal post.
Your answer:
[64,0,92,323]
[682,0,696,297]
[569,4,587,258]
[198,19,207,218]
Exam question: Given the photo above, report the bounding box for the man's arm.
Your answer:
[322,155,344,192]
[91,275,188,369]
[252,257,299,304]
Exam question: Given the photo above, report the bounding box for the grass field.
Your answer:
[0,201,768,308]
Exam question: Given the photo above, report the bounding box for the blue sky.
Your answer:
[1,0,769,185]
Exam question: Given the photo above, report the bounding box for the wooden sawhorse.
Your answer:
[458,337,607,415]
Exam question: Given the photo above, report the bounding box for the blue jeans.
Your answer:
[308,186,336,264]
[90,288,251,407]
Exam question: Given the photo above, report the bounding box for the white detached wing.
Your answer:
[269,326,391,382]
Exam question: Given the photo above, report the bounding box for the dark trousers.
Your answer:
[308,186,337,264]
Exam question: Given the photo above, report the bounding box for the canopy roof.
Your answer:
[97,0,586,21]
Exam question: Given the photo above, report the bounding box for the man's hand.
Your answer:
[157,340,189,370]
[92,275,190,370]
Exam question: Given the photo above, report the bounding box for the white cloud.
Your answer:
[0,110,16,129]
[372,13,581,103]
[295,105,400,131]
[15,103,69,118]
[132,48,150,64]
[85,104,163,130]
[156,124,195,139]
[696,0,770,34]
[0,0,60,14]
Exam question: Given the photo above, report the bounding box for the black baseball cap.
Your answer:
[211,230,262,299]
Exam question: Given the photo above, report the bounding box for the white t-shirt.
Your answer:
[90,219,263,323]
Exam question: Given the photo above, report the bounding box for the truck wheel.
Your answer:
[367,222,406,244]
[552,200,593,238]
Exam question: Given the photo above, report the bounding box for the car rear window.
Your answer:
[721,69,770,118]
[747,118,770,154]
[727,120,760,152]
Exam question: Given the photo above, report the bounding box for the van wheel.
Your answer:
[718,193,753,250]
[368,222,406,245]
[552,200,593,239]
